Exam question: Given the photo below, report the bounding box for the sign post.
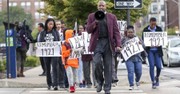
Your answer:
[114,0,142,25]
[114,0,142,9]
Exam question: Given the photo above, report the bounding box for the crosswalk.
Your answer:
[27,86,146,94]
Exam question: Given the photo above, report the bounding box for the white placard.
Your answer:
[68,36,84,51]
[117,20,127,38]
[117,20,127,32]
[35,41,61,57]
[121,37,144,61]
[143,32,167,47]
[59,32,64,41]
[68,50,81,59]
[82,32,93,54]
[68,36,84,58]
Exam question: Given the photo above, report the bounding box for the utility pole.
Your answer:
[127,0,130,26]
[165,0,168,31]
[127,9,130,26]
[157,0,160,25]
[172,0,180,32]
[7,0,11,78]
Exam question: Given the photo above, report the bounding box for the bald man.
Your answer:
[86,0,121,94]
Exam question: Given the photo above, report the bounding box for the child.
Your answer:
[121,25,144,90]
[61,29,79,93]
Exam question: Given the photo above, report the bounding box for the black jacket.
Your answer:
[39,29,60,42]
[142,25,163,57]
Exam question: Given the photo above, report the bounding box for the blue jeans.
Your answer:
[78,57,84,83]
[148,50,162,82]
[125,59,142,86]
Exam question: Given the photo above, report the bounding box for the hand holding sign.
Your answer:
[121,37,144,61]
[35,41,61,57]
[143,32,167,47]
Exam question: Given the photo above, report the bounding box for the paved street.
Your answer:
[0,64,180,94]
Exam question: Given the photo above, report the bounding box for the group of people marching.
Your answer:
[36,19,97,93]
[34,0,163,94]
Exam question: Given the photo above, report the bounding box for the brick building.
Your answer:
[1,0,45,26]
[166,0,179,28]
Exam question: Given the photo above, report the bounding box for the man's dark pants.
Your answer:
[93,38,112,92]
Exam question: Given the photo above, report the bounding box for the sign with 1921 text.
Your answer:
[121,37,144,61]
[35,41,61,57]
[82,32,93,54]
[143,32,167,47]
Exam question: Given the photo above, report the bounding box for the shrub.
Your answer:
[0,59,6,72]
[25,56,40,67]
[167,28,176,35]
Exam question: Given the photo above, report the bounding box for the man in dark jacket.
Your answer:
[142,17,163,89]
[86,1,121,94]
[36,23,46,76]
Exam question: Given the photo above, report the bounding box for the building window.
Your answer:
[161,16,165,22]
[26,2,31,6]
[9,3,12,6]
[26,2,31,10]
[12,2,17,6]
[35,2,39,9]
[161,5,164,11]
[21,2,31,10]
[21,2,25,7]
[151,3,158,13]
[35,12,40,19]
[40,2,44,8]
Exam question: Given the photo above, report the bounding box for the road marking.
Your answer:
[30,88,145,93]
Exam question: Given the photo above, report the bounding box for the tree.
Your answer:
[41,0,151,28]
[0,6,34,43]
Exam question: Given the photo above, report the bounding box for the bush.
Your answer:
[25,56,40,67]
[0,59,6,72]
[167,28,176,35]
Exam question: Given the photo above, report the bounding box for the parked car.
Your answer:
[162,38,180,67]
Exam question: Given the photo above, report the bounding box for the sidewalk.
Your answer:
[0,66,46,88]
[0,64,180,94]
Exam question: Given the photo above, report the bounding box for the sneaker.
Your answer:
[86,84,92,88]
[94,85,97,88]
[96,84,102,92]
[129,86,134,90]
[47,86,51,90]
[155,77,159,86]
[152,83,156,89]
[105,90,111,94]
[79,83,84,88]
[112,82,117,87]
[135,82,140,90]
[59,84,65,88]
[39,72,46,76]
[53,86,58,90]
[69,86,75,93]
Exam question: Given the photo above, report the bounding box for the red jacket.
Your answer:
[86,12,121,52]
